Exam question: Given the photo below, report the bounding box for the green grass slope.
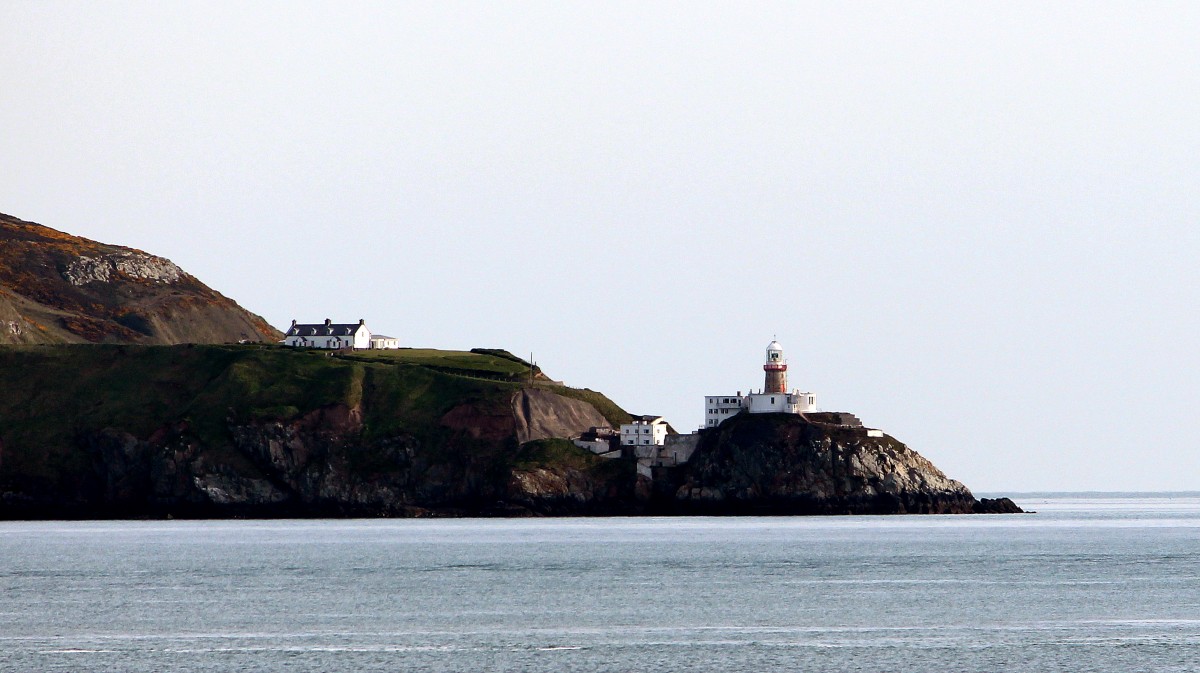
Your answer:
[0,344,629,511]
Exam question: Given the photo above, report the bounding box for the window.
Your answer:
[643,440,650,445]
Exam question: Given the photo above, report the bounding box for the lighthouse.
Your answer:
[702,338,819,428]
[763,340,787,393]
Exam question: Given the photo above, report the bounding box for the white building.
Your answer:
[705,394,745,426]
[745,390,817,414]
[621,415,670,447]
[369,334,400,349]
[283,319,373,349]
[703,340,817,428]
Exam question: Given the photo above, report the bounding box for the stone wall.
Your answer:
[657,433,701,466]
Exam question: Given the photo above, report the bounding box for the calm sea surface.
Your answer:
[2,494,1198,672]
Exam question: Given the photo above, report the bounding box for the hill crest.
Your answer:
[0,212,279,345]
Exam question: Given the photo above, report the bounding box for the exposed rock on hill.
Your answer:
[667,413,1020,514]
[435,388,612,447]
[511,388,612,444]
[0,212,279,345]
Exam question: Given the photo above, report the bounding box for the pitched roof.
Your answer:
[285,319,367,337]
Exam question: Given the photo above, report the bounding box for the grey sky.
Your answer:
[3,2,1197,491]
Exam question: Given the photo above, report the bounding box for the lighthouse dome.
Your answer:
[766,340,784,363]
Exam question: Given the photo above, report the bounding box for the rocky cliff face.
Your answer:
[3,406,1018,518]
[511,388,612,444]
[0,343,637,519]
[133,392,633,517]
[0,212,279,345]
[667,413,1019,514]
[0,341,1017,519]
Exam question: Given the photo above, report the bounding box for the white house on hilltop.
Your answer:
[282,319,400,350]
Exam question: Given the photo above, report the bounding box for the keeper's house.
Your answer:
[282,319,399,350]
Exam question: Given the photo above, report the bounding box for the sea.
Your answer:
[2,493,1198,672]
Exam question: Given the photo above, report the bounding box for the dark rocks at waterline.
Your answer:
[665,413,1022,516]
[973,497,1024,514]
[0,399,1020,519]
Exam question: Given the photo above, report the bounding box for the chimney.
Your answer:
[359,319,365,325]
[324,318,331,326]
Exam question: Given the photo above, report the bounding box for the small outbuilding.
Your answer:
[369,334,400,349]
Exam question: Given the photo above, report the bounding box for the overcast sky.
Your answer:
[3,2,1197,492]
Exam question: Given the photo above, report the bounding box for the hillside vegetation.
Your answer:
[0,212,279,345]
[0,344,633,517]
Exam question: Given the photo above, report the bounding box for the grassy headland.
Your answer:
[0,344,628,510]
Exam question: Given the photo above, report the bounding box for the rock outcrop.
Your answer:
[666,413,1018,514]
[63,251,183,286]
[0,212,279,345]
[511,388,612,444]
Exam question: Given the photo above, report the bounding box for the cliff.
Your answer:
[0,344,638,518]
[0,339,1018,518]
[666,412,1020,514]
[0,212,279,345]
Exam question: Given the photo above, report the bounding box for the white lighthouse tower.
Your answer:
[764,340,787,393]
